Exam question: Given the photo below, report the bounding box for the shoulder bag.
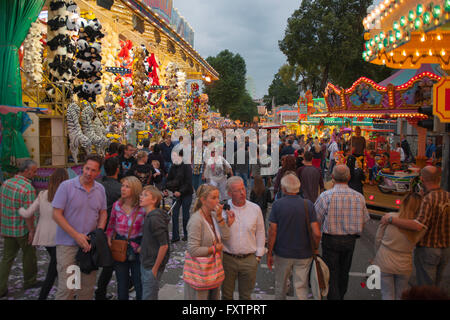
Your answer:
[304,200,329,300]
[183,213,225,290]
[110,210,139,262]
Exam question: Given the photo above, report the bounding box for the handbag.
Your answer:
[303,200,330,300]
[110,210,139,262]
[182,213,225,290]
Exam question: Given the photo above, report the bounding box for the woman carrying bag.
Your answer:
[183,184,234,300]
[106,176,145,300]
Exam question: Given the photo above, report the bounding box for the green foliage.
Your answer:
[263,72,298,108]
[204,50,250,119]
[279,0,392,96]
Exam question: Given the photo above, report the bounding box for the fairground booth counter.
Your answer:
[0,0,218,187]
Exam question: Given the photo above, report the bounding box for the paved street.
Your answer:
[1,195,449,300]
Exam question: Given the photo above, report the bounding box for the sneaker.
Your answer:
[171,238,180,243]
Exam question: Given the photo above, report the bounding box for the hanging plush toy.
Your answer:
[75,11,103,103]
[47,0,78,90]
[23,21,44,86]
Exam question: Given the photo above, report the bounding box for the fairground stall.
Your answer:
[0,0,218,186]
[362,0,450,189]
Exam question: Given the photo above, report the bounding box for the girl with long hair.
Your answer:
[373,193,426,300]
[273,155,296,199]
[19,168,69,300]
[250,176,272,230]
[184,184,233,300]
[106,176,145,300]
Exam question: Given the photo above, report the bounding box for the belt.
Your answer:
[224,252,254,259]
[323,233,360,238]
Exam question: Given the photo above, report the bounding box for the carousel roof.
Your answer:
[378,64,445,86]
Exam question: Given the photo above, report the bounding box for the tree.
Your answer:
[263,72,299,108]
[230,92,257,123]
[204,50,247,117]
[279,0,392,96]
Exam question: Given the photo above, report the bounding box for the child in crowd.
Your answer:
[150,160,163,189]
[366,150,376,185]
[127,151,153,186]
[139,186,170,300]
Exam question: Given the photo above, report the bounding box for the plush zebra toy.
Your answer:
[66,102,92,163]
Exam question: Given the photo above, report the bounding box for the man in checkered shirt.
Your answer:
[381,166,450,289]
[0,159,39,298]
[314,164,370,300]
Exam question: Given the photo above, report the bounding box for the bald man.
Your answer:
[381,166,450,288]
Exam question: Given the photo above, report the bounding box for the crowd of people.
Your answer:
[0,129,449,301]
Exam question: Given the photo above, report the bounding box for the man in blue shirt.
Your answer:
[267,173,321,300]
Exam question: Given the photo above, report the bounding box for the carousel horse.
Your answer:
[66,102,92,163]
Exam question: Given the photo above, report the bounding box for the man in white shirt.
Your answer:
[221,176,266,300]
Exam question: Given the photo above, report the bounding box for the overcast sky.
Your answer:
[175,0,301,99]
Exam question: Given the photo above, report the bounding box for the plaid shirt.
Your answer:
[415,189,450,248]
[0,175,36,237]
[106,200,145,252]
[314,184,370,235]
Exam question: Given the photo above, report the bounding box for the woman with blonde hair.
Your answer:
[184,184,234,300]
[106,176,146,300]
[18,168,69,300]
[373,192,426,300]
[311,137,323,169]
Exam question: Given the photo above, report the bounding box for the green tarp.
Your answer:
[0,0,45,106]
[0,112,30,172]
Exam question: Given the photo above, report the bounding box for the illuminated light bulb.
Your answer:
[442,49,446,56]
[429,49,433,56]
[417,4,424,16]
[421,34,426,42]
[437,34,442,40]
[390,51,394,56]
[416,50,420,57]
[402,50,406,56]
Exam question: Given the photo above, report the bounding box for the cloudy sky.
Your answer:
[175,0,301,99]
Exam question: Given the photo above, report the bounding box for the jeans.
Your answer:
[321,158,327,179]
[172,194,193,241]
[380,272,410,300]
[39,246,57,300]
[164,161,172,173]
[274,255,313,300]
[114,257,142,300]
[328,159,336,178]
[414,246,450,288]
[321,234,357,300]
[0,235,37,295]
[192,174,202,191]
[95,266,113,300]
[141,266,163,300]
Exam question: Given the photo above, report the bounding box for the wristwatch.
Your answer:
[387,216,393,224]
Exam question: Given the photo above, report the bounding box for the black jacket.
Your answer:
[76,229,113,274]
[165,163,193,197]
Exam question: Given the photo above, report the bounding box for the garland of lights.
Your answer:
[363,1,450,63]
